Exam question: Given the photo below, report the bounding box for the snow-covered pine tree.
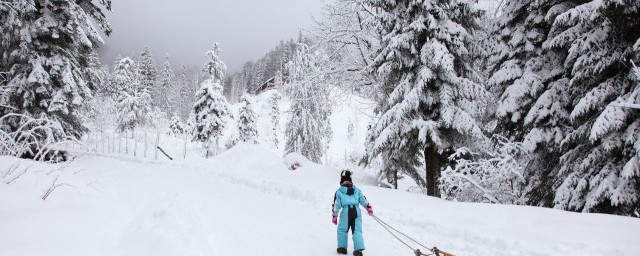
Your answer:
[545,0,640,215]
[227,76,241,103]
[112,57,150,132]
[185,112,196,137]
[284,44,332,163]
[138,47,157,100]
[486,0,570,205]
[0,0,112,144]
[168,114,185,136]
[176,65,192,121]
[273,68,284,88]
[347,120,354,142]
[156,55,175,113]
[314,0,379,97]
[363,0,488,195]
[488,0,557,137]
[146,106,166,130]
[250,62,264,93]
[86,52,107,96]
[191,43,230,157]
[95,62,113,97]
[269,92,282,148]
[237,94,259,144]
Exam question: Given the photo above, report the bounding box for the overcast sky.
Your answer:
[99,0,323,73]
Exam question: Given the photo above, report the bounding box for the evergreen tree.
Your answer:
[237,94,259,144]
[347,120,355,142]
[191,43,230,157]
[176,65,192,121]
[487,0,570,205]
[95,62,113,97]
[284,44,332,163]
[269,92,282,148]
[484,0,640,215]
[168,114,185,136]
[363,0,488,195]
[488,0,559,137]
[546,0,640,215]
[225,39,299,99]
[146,106,166,129]
[273,68,284,89]
[230,76,246,103]
[0,0,112,142]
[112,57,149,132]
[138,47,157,101]
[314,0,379,97]
[156,55,175,113]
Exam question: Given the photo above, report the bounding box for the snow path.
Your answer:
[2,145,640,256]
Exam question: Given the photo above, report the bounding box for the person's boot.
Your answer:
[353,249,363,256]
[337,248,347,254]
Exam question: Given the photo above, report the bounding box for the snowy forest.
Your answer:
[1,0,640,225]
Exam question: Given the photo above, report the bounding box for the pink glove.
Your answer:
[332,212,338,225]
[366,205,373,216]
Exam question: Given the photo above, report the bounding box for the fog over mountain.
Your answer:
[99,0,323,72]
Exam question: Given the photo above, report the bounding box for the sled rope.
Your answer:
[371,215,418,252]
[371,214,454,256]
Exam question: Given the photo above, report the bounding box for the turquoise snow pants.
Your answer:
[337,205,364,250]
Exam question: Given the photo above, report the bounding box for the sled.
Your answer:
[415,248,455,256]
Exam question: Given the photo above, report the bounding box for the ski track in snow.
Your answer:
[1,145,640,256]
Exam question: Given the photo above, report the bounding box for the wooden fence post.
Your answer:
[154,131,159,160]
[133,129,138,157]
[111,131,114,153]
[125,131,129,155]
[101,131,105,154]
[183,134,187,159]
[144,131,148,158]
[118,132,122,154]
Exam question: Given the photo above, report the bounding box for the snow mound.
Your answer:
[1,146,640,256]
[283,152,309,170]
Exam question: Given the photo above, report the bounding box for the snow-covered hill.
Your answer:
[1,144,639,256]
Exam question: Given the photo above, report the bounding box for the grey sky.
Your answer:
[99,0,323,73]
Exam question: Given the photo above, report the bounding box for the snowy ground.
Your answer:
[2,144,639,256]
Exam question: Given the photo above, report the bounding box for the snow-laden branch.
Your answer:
[611,102,640,109]
[440,135,529,204]
[0,113,79,162]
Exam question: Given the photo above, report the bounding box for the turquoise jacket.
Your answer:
[333,184,369,214]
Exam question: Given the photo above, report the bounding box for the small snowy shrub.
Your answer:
[168,114,185,136]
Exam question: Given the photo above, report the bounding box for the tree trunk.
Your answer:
[394,169,398,190]
[215,137,220,156]
[424,145,442,197]
[205,140,211,158]
[183,134,187,159]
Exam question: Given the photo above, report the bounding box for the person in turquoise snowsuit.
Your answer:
[332,170,373,256]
